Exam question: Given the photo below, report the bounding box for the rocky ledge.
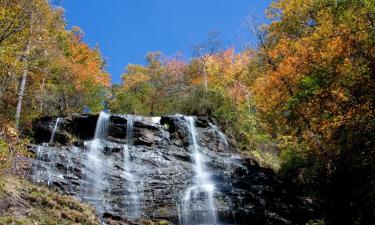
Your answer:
[28,114,314,225]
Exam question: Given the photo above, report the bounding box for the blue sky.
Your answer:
[60,0,272,83]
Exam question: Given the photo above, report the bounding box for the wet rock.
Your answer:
[29,114,314,225]
[32,116,70,144]
[71,114,98,140]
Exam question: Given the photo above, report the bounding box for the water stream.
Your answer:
[180,116,218,225]
[49,117,61,144]
[209,122,229,151]
[82,111,109,214]
[32,113,235,224]
[123,115,141,218]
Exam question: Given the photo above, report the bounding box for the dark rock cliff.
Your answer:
[29,114,314,225]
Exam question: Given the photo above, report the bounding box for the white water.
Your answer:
[180,116,218,225]
[82,111,109,214]
[127,115,134,145]
[94,112,110,139]
[33,143,65,188]
[123,115,141,218]
[209,123,229,151]
[152,116,161,124]
[49,117,61,144]
[34,145,45,184]
[36,145,43,160]
[33,117,62,186]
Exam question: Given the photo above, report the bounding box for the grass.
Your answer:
[139,220,173,225]
[248,149,281,171]
[0,176,101,225]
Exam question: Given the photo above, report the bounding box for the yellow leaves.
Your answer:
[320,37,347,62]
[1,123,19,143]
[123,73,151,92]
[207,50,241,80]
[198,49,252,104]
[254,0,363,120]
[268,37,290,60]
[268,0,315,20]
[191,76,205,86]
[67,33,110,89]
[252,74,287,113]
[229,82,249,103]
[331,88,349,102]
[0,124,18,169]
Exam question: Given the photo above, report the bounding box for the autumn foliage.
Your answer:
[109,1,375,224]
[0,0,110,130]
[252,1,375,224]
[1,0,374,224]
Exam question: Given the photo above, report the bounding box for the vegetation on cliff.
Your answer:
[0,176,100,225]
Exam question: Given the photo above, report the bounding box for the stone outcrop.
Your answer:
[29,114,314,225]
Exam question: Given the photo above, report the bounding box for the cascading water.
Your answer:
[123,115,141,218]
[50,117,61,144]
[30,113,296,225]
[82,111,109,214]
[33,144,49,184]
[94,112,110,139]
[180,116,218,225]
[32,117,64,187]
[127,115,134,145]
[209,123,229,151]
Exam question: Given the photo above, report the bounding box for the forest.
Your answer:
[0,0,374,225]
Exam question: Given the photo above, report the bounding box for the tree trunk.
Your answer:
[201,57,208,91]
[39,77,45,112]
[15,10,34,130]
[203,66,208,90]
[15,57,29,129]
[15,41,31,129]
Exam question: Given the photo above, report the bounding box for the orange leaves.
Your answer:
[229,82,249,103]
[319,37,349,66]
[255,0,358,118]
[191,76,205,86]
[251,0,375,149]
[67,31,110,90]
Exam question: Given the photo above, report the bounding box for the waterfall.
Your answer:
[49,117,61,144]
[209,123,229,151]
[180,116,218,225]
[82,111,109,214]
[127,115,134,145]
[94,112,110,139]
[36,145,43,160]
[123,115,141,218]
[33,145,45,184]
[32,113,243,224]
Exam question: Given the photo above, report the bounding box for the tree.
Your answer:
[252,1,375,223]
[4,0,64,128]
[193,31,223,90]
[0,0,110,130]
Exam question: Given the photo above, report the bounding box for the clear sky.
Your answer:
[60,0,272,83]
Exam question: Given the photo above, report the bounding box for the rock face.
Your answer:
[29,114,312,225]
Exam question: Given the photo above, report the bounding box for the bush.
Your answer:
[0,138,9,174]
[306,219,326,225]
[278,137,311,184]
[178,85,262,151]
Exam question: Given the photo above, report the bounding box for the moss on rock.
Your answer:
[0,176,100,225]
